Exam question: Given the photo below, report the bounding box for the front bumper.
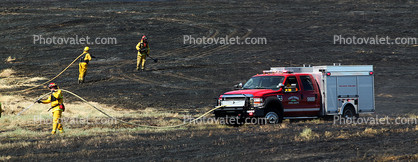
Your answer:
[213,107,264,118]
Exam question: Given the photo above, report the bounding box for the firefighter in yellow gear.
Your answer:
[78,46,95,84]
[37,83,65,134]
[136,35,150,71]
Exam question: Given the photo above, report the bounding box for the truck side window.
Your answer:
[284,76,299,90]
[300,76,314,91]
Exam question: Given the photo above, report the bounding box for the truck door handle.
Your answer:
[301,94,303,99]
[315,94,317,99]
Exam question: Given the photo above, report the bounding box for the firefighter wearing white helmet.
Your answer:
[78,46,95,84]
[37,83,65,134]
[136,35,150,71]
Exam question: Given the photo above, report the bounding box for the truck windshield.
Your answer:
[243,76,285,89]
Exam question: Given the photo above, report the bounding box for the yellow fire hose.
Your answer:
[17,91,52,116]
[7,52,226,128]
[18,89,227,129]
[5,52,85,94]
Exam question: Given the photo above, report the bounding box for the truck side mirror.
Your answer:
[277,83,284,88]
[234,83,243,90]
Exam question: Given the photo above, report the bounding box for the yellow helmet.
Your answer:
[84,46,89,51]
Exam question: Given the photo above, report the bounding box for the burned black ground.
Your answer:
[1,0,418,161]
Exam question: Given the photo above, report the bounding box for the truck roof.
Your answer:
[263,65,373,76]
[253,71,312,77]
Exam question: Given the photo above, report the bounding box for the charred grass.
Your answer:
[2,79,418,161]
[1,111,418,161]
[2,0,418,161]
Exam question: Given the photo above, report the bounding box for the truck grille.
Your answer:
[219,94,253,108]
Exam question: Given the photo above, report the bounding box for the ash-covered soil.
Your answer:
[1,0,418,161]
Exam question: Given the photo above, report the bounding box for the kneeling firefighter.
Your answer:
[136,35,150,71]
[37,83,65,134]
[78,46,95,84]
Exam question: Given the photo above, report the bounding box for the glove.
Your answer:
[37,100,43,103]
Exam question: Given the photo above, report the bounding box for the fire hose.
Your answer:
[17,89,227,129]
[17,91,52,116]
[8,51,158,93]
[7,51,213,128]
[6,52,86,94]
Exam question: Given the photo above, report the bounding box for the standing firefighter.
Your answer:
[136,35,150,71]
[78,46,95,84]
[37,83,65,134]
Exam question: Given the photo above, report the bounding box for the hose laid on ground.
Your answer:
[20,89,226,129]
[11,53,85,93]
[7,51,224,128]
[61,89,226,128]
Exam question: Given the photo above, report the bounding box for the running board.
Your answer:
[284,116,318,119]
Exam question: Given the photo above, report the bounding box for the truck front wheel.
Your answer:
[263,109,283,124]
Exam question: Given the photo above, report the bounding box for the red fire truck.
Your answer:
[214,64,375,124]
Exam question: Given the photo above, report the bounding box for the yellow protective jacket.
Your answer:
[41,89,64,112]
[136,40,150,56]
[80,52,92,64]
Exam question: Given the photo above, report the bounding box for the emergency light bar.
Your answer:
[262,70,294,74]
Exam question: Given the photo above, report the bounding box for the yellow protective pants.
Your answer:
[79,62,88,81]
[137,54,147,70]
[52,110,63,134]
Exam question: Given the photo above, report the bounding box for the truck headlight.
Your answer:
[253,98,263,107]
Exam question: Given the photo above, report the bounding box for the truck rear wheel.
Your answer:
[342,105,356,118]
[262,109,283,124]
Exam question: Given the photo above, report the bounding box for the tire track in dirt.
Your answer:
[184,28,252,60]
[181,15,254,60]
[148,17,221,58]
[159,72,208,82]
[89,16,233,87]
[121,73,191,89]
[97,16,222,73]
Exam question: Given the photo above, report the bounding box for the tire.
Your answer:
[342,105,356,118]
[262,109,283,124]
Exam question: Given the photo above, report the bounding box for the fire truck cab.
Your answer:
[214,64,375,124]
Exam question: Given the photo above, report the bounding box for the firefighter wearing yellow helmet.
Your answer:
[136,35,150,71]
[37,83,65,134]
[78,46,95,84]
